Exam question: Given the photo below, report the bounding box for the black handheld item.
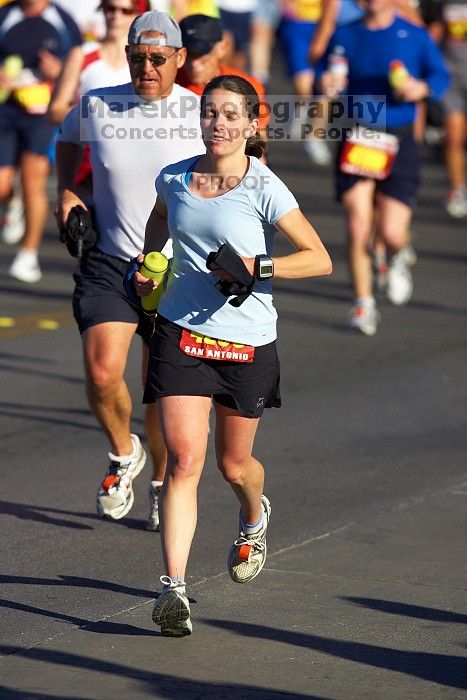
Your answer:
[60,205,97,258]
[206,243,255,307]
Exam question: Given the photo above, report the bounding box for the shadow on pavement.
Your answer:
[342,597,467,624]
[0,574,154,599]
[201,619,467,690]
[0,500,96,530]
[0,402,143,432]
[0,647,325,699]
[0,499,150,532]
[0,601,157,646]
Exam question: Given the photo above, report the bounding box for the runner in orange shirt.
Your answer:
[176,13,269,143]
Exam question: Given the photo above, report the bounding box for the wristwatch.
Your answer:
[254,254,274,280]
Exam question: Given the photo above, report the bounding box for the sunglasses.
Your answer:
[127,50,178,67]
[102,5,136,15]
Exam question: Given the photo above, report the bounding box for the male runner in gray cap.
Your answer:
[55,12,204,531]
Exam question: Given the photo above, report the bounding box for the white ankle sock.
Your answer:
[241,510,264,535]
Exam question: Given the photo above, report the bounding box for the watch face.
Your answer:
[260,263,274,277]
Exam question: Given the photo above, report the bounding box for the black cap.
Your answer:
[180,14,222,55]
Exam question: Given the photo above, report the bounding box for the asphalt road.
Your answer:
[0,86,466,699]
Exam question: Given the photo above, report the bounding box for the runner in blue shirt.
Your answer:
[317,0,449,335]
[134,74,332,637]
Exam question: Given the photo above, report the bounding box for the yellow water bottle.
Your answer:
[388,60,409,90]
[139,251,169,315]
[0,55,23,104]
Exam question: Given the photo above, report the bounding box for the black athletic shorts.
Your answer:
[143,316,281,419]
[335,130,421,208]
[72,247,154,345]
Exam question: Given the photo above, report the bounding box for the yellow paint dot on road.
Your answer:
[37,319,60,330]
[0,317,15,327]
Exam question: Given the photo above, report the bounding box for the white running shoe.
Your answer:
[97,433,146,520]
[146,481,161,532]
[387,253,413,306]
[8,248,42,283]
[400,243,417,267]
[446,186,467,218]
[304,139,332,166]
[152,575,192,637]
[227,495,271,584]
[1,195,24,245]
[348,300,380,336]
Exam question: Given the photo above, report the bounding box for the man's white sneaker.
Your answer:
[228,495,271,584]
[146,481,161,532]
[446,186,467,218]
[97,433,146,520]
[1,195,24,244]
[152,576,192,637]
[348,300,380,336]
[304,139,332,166]
[8,248,42,283]
[387,253,413,306]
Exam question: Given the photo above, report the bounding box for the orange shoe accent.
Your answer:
[238,543,252,561]
[102,475,120,492]
[354,307,365,318]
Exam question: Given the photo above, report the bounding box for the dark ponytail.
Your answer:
[201,74,267,159]
[245,132,267,158]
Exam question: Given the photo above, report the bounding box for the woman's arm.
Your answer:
[143,196,170,254]
[269,208,332,278]
[48,45,84,125]
[239,208,332,280]
[135,197,171,298]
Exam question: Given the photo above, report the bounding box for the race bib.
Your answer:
[180,329,255,363]
[339,128,399,180]
[296,0,323,21]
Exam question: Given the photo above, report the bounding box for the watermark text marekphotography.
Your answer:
[78,93,388,142]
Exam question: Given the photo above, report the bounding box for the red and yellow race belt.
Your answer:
[180,329,255,363]
[339,128,400,181]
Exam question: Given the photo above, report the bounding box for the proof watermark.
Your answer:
[74,92,388,143]
[195,174,271,191]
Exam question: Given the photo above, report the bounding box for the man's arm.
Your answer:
[55,141,87,229]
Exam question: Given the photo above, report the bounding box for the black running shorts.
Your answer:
[72,247,154,345]
[335,131,421,209]
[143,316,281,419]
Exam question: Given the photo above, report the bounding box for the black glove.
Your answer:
[123,257,141,306]
[206,243,255,307]
[60,205,97,258]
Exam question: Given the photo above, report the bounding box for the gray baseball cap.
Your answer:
[127,11,183,48]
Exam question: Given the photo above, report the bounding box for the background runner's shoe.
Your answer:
[152,576,192,637]
[228,495,271,584]
[348,301,380,337]
[96,434,146,520]
[387,253,413,306]
[446,186,467,219]
[1,195,24,245]
[146,482,161,532]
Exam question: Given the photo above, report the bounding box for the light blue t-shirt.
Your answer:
[156,156,298,346]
